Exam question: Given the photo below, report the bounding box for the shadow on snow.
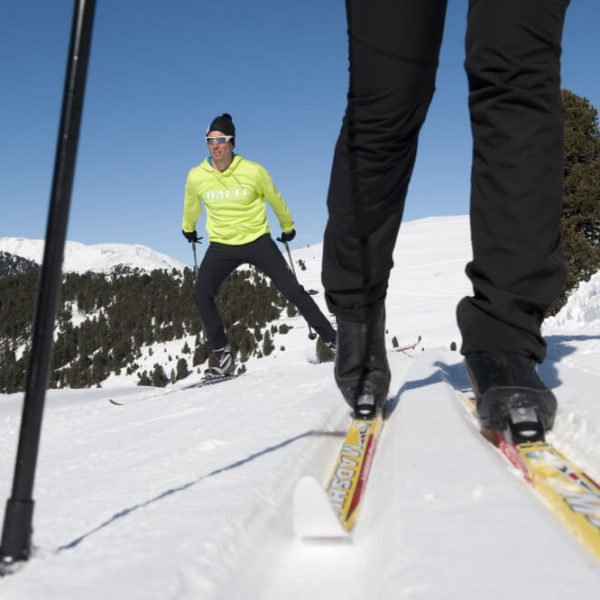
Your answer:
[57,428,344,553]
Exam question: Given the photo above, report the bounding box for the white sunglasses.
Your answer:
[205,135,234,146]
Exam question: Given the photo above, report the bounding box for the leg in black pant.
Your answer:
[195,243,241,350]
[322,0,448,320]
[248,236,336,343]
[322,0,448,416]
[459,0,569,434]
[457,0,568,362]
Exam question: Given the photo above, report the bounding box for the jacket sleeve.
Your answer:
[182,171,202,232]
[257,165,295,232]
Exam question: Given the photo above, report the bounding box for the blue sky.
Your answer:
[1,1,598,266]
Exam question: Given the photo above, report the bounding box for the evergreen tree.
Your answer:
[193,343,208,366]
[551,90,600,312]
[138,372,152,386]
[262,330,275,357]
[176,357,189,381]
[151,364,168,387]
[91,352,108,385]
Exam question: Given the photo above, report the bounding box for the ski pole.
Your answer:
[190,240,208,346]
[277,238,317,340]
[0,0,97,571]
[192,241,198,277]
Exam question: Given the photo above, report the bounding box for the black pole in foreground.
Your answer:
[0,0,96,570]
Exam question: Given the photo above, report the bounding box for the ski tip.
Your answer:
[108,398,123,406]
[292,476,350,541]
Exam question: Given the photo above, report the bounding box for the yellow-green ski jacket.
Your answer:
[182,155,295,245]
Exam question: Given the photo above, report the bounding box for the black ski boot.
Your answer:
[335,306,390,419]
[465,351,557,435]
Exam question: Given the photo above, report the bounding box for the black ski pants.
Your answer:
[322,0,568,362]
[195,234,335,350]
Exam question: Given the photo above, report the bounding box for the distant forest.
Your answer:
[0,266,302,393]
[0,251,39,277]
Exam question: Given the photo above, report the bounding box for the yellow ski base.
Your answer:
[461,391,600,560]
[323,415,383,532]
[516,441,600,560]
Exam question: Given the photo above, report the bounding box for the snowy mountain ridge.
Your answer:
[0,236,185,274]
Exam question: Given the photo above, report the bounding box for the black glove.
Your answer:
[280,229,296,243]
[182,230,201,243]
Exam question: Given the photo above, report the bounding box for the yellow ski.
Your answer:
[516,441,600,559]
[462,391,600,560]
[293,415,383,539]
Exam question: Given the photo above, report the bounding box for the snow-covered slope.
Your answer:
[0,237,185,274]
[1,216,600,599]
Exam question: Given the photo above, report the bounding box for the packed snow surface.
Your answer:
[1,216,600,599]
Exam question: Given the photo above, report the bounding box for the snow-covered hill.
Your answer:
[1,216,600,599]
[0,237,185,274]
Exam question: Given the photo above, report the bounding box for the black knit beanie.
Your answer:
[207,113,235,144]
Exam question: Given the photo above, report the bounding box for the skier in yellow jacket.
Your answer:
[182,113,336,376]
